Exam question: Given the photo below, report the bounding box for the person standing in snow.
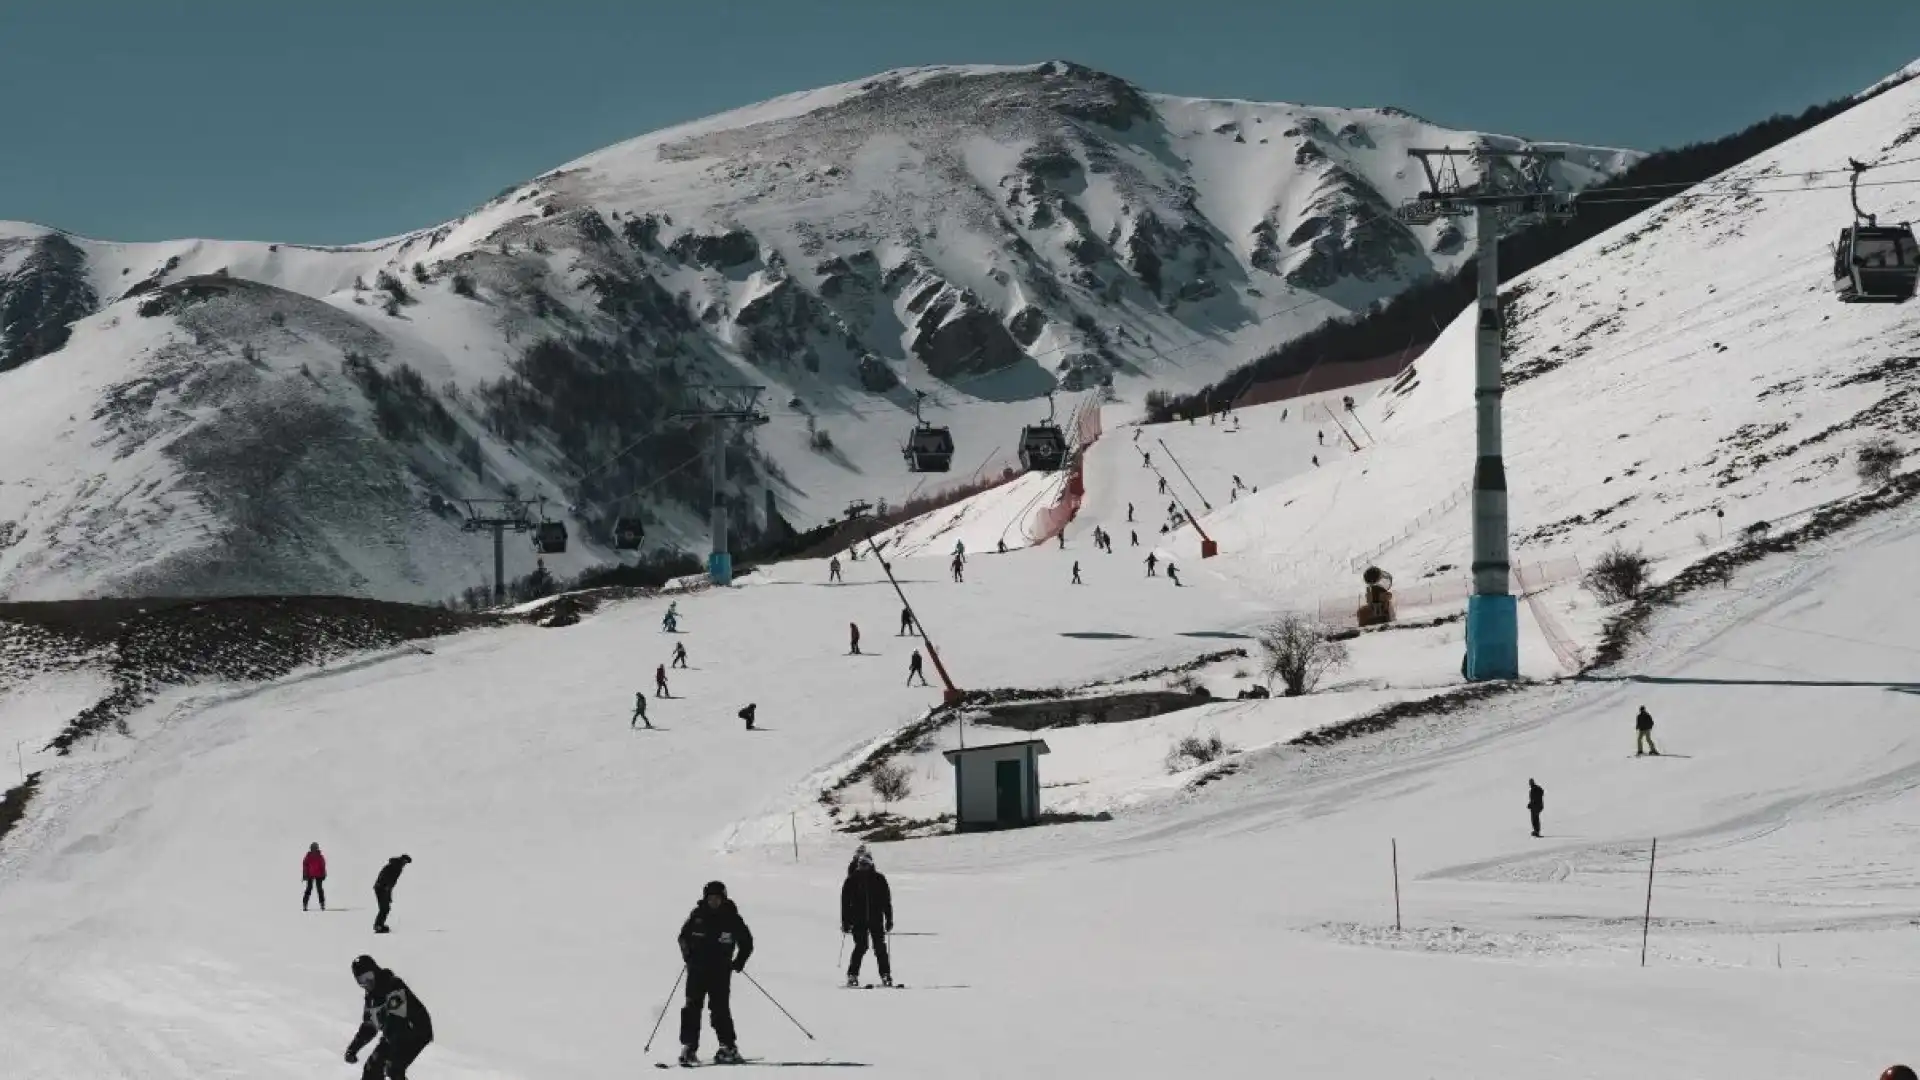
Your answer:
[656,664,671,698]
[1527,780,1545,838]
[632,692,654,730]
[899,607,915,636]
[1167,563,1181,587]
[828,557,842,583]
[1071,561,1082,585]
[345,954,432,1079]
[906,651,928,687]
[842,848,895,988]
[672,642,689,669]
[739,703,757,731]
[849,623,862,655]
[1130,530,1139,547]
[372,854,410,934]
[1635,706,1659,756]
[950,554,965,583]
[1127,502,1134,522]
[1057,533,1065,550]
[1144,553,1158,577]
[662,600,680,634]
[678,881,754,1066]
[1157,476,1167,495]
[303,842,328,912]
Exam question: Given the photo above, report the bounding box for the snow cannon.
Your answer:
[1356,566,1396,628]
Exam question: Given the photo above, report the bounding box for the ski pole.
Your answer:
[836,930,847,970]
[742,971,815,1041]
[642,965,686,1053]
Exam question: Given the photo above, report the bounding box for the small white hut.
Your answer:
[942,739,1050,832]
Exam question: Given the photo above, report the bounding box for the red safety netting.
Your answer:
[1025,401,1104,543]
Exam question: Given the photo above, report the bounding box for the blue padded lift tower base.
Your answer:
[707,552,733,586]
[1464,594,1519,681]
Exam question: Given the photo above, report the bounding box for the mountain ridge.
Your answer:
[0,61,1636,602]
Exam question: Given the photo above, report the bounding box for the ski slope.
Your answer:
[4,457,1920,1078]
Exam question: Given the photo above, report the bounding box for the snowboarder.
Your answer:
[672,641,689,669]
[372,854,411,934]
[1144,553,1158,577]
[1167,563,1181,587]
[1071,561,1082,585]
[303,842,328,911]
[739,703,757,731]
[842,848,895,988]
[906,651,928,687]
[345,955,432,1080]
[656,664,671,698]
[1130,530,1139,547]
[1635,706,1659,756]
[828,557,842,583]
[1127,502,1134,522]
[849,623,862,655]
[678,880,753,1067]
[631,692,653,730]
[1527,780,1545,838]
[899,607,915,636]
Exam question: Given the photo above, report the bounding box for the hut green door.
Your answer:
[994,760,1022,825]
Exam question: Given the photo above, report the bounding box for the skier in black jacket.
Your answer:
[346,954,432,1079]
[678,880,754,1066]
[1527,780,1545,838]
[842,847,894,987]
[372,854,410,933]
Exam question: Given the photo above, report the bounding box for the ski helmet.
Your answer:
[351,955,378,980]
[703,880,728,898]
[1882,1068,1917,1080]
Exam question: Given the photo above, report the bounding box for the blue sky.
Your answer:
[4,0,1918,244]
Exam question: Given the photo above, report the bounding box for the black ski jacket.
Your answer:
[373,856,408,893]
[679,899,754,970]
[347,967,433,1056]
[1635,708,1654,731]
[841,868,893,931]
[1527,784,1545,811]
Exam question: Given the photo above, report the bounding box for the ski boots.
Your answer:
[880,974,894,988]
[714,1045,743,1065]
[678,1046,699,1066]
[845,974,859,988]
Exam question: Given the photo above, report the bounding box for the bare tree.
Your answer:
[1857,435,1903,486]
[870,760,912,807]
[1257,613,1350,696]
[1582,543,1651,604]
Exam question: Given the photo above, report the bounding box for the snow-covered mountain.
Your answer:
[0,61,1635,602]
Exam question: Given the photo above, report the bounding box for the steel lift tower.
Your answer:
[1399,146,1574,681]
[672,385,770,585]
[460,498,539,604]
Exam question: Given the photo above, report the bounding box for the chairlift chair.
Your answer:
[612,517,644,551]
[902,389,954,473]
[1835,158,1919,303]
[533,520,569,555]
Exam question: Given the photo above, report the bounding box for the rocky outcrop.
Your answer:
[912,296,1026,380]
[668,229,759,269]
[0,233,97,373]
[1283,166,1423,289]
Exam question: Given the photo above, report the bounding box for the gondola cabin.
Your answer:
[533,520,569,555]
[904,424,955,473]
[1018,424,1067,472]
[612,518,644,551]
[1834,225,1919,303]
